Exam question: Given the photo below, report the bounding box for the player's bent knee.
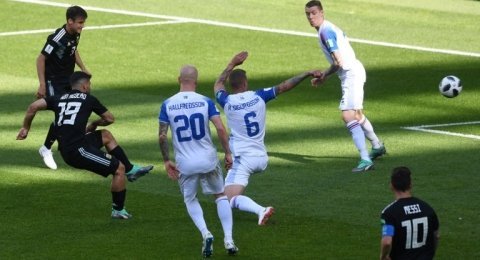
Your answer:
[115,162,125,176]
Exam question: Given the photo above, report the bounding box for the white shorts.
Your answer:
[178,163,224,203]
[225,155,268,187]
[338,61,366,111]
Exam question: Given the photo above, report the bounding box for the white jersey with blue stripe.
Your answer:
[159,91,220,175]
[318,20,359,74]
[216,88,276,157]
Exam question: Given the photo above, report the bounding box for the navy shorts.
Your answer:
[46,79,71,97]
[61,131,120,177]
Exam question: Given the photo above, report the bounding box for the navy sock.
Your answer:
[110,146,133,172]
[43,123,56,149]
[112,189,126,210]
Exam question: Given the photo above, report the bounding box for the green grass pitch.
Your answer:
[1,0,479,259]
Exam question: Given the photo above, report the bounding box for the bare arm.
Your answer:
[158,122,179,180]
[323,51,342,77]
[16,99,48,140]
[380,236,392,260]
[86,111,115,132]
[275,70,322,95]
[311,51,342,87]
[36,54,47,99]
[210,115,232,170]
[214,51,248,94]
[75,50,90,75]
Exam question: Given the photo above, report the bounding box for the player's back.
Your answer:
[381,197,439,260]
[159,91,219,175]
[217,89,276,157]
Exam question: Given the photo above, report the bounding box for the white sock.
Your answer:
[185,198,208,237]
[359,116,381,148]
[230,195,264,215]
[216,196,233,242]
[346,120,370,161]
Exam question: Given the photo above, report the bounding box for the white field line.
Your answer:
[402,121,480,140]
[0,20,187,37]
[10,0,480,58]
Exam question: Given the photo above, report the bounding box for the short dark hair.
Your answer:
[391,166,412,192]
[305,0,323,10]
[229,69,247,89]
[70,71,91,87]
[66,6,88,21]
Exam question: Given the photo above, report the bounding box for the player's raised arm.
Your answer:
[275,70,322,95]
[214,51,248,94]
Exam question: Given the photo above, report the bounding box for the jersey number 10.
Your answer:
[401,217,428,249]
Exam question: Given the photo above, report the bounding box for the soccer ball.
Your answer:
[439,75,462,98]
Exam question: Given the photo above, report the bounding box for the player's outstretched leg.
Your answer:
[258,206,275,225]
[126,165,154,182]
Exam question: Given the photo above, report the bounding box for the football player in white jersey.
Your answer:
[214,51,321,225]
[305,0,386,173]
[158,65,237,257]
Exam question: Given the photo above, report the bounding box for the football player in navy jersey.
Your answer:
[380,167,439,260]
[36,6,91,170]
[214,51,321,226]
[18,71,153,219]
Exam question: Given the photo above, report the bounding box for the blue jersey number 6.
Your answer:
[244,112,259,137]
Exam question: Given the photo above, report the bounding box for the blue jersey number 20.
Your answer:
[244,112,259,137]
[174,113,206,142]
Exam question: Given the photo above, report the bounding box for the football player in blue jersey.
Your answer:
[159,65,237,257]
[305,0,386,172]
[214,51,321,225]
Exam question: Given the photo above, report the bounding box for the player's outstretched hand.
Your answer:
[164,160,179,180]
[16,127,29,140]
[230,51,248,67]
[311,76,326,87]
[311,70,323,78]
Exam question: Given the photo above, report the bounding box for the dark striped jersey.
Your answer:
[381,197,439,260]
[45,90,107,152]
[41,24,80,82]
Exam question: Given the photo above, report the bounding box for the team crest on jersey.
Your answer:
[327,39,335,48]
[44,44,54,54]
[105,153,112,159]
